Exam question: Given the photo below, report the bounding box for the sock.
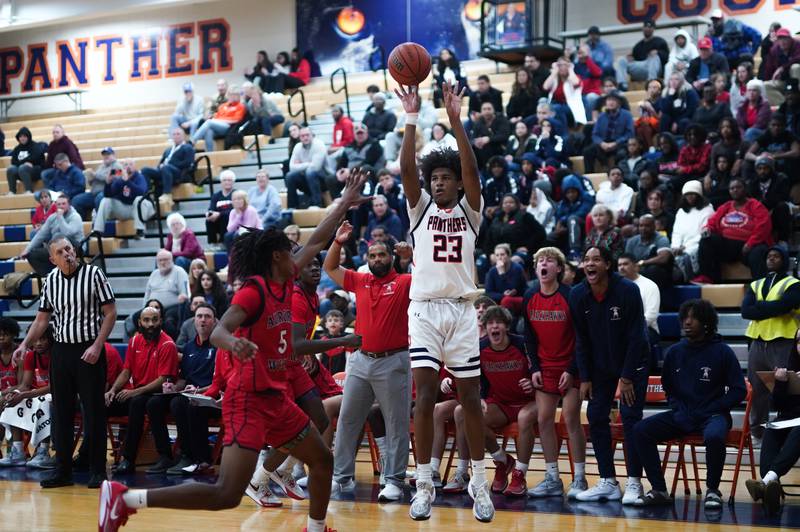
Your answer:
[430,457,441,474]
[456,459,469,474]
[628,476,641,485]
[763,471,778,484]
[122,489,148,509]
[375,436,387,456]
[545,462,558,478]
[12,441,23,453]
[574,462,586,478]
[278,456,297,473]
[251,466,269,486]
[490,449,507,463]
[417,463,432,484]
[515,460,529,474]
[306,517,326,532]
[471,459,487,486]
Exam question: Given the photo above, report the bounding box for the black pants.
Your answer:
[697,235,768,283]
[107,394,152,462]
[582,143,624,173]
[761,425,800,478]
[641,263,673,299]
[50,341,107,477]
[205,212,230,244]
[147,394,219,463]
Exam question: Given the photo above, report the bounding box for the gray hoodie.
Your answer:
[25,207,84,254]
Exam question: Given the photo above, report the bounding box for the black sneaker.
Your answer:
[40,474,74,489]
[87,473,107,489]
[704,488,723,509]
[746,479,765,502]
[633,489,673,506]
[166,457,194,475]
[763,479,782,516]
[145,456,174,474]
[113,459,135,475]
[72,454,89,472]
[135,230,145,240]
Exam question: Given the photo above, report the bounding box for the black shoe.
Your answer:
[40,474,74,489]
[72,454,89,472]
[746,479,765,502]
[87,473,107,489]
[135,230,145,240]
[145,456,174,474]
[113,459,135,475]
[166,457,194,475]
[764,479,782,516]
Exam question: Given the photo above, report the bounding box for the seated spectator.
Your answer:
[484,243,527,315]
[433,48,468,107]
[482,193,546,265]
[74,147,122,216]
[615,20,669,91]
[6,127,45,194]
[247,168,282,228]
[31,190,56,232]
[625,214,673,291]
[617,253,661,369]
[145,250,190,338]
[206,78,228,117]
[664,29,698,81]
[287,48,311,88]
[328,105,354,155]
[676,124,712,189]
[671,180,715,282]
[704,153,734,209]
[92,158,153,239]
[757,23,782,78]
[191,271,229,318]
[686,38,730,91]
[176,295,206,353]
[595,166,634,222]
[106,306,179,474]
[331,123,384,197]
[779,82,800,137]
[582,92,633,173]
[712,73,730,104]
[743,114,800,180]
[504,121,536,170]
[710,117,744,178]
[43,153,85,203]
[362,92,396,141]
[618,137,648,186]
[693,83,733,135]
[730,61,755,116]
[40,124,84,184]
[225,189,263,249]
[644,188,675,236]
[694,178,772,284]
[420,123,458,158]
[543,56,585,127]
[529,118,568,169]
[141,128,196,200]
[375,169,408,230]
[525,101,567,138]
[524,53,550,93]
[573,45,602,119]
[470,101,512,170]
[242,82,285,135]
[631,165,661,219]
[654,133,680,183]
[762,28,800,106]
[469,75,504,113]
[188,260,207,301]
[483,156,525,218]
[190,85,246,151]
[243,50,272,91]
[707,9,761,69]
[144,303,218,474]
[205,169,236,248]
[257,51,291,93]
[507,68,540,124]
[635,79,664,148]
[170,82,204,135]
[365,195,404,243]
[736,79,772,142]
[659,71,699,135]
[165,212,204,271]
[526,187,555,233]
[551,174,595,260]
[584,204,624,263]
[19,195,82,276]
[591,77,631,122]
[357,225,398,267]
[632,298,745,508]
[749,157,791,244]
[285,128,327,208]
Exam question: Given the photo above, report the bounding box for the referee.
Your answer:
[14,235,117,489]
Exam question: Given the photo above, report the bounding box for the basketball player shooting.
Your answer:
[394,81,494,523]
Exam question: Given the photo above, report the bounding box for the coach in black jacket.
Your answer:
[141,128,196,197]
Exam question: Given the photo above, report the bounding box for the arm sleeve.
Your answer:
[231,283,264,321]
[483,269,503,303]
[703,347,746,415]
[614,112,634,145]
[743,282,800,319]
[157,341,180,379]
[341,269,365,293]
[591,115,606,145]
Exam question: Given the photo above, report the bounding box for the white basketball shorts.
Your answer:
[408,299,481,378]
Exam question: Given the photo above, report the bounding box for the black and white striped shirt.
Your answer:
[39,263,116,344]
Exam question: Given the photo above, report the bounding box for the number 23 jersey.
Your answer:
[408,189,483,301]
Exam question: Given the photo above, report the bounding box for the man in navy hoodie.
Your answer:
[569,245,650,504]
[92,158,154,238]
[633,299,745,509]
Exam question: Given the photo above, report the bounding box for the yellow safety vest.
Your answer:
[745,275,800,341]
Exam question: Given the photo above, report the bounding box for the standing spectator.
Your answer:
[692,83,733,135]
[224,190,263,249]
[742,245,800,443]
[664,29,698,81]
[362,93,397,141]
[624,214,673,291]
[583,92,633,173]
[686,38,730,91]
[328,105,354,154]
[595,166,634,221]
[694,178,772,285]
[141,128,196,200]
[585,26,614,75]
[736,79,772,142]
[543,56,585,127]
[191,86,246,151]
[659,71,699,135]
[43,153,85,202]
[569,245,649,505]
[6,127,45,194]
[469,75,504,114]
[730,61,755,116]
[584,204,624,263]
[632,299,745,508]
[13,235,116,488]
[506,69,539,124]
[762,29,800,106]
[170,83,204,135]
[205,169,236,248]
[75,147,123,216]
[92,158,154,238]
[707,9,761,69]
[164,212,204,271]
[615,20,669,91]
[41,125,84,183]
[433,48,467,107]
[470,102,512,170]
[285,128,328,208]
[19,195,83,277]
[247,168,282,228]
[671,181,715,282]
[573,45,603,120]
[31,190,56,232]
[243,82,285,135]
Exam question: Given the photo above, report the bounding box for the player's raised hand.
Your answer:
[393,84,421,114]
[340,167,372,208]
[394,241,413,260]
[441,81,466,123]
[335,221,354,244]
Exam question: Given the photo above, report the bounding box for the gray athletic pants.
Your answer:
[748,337,794,439]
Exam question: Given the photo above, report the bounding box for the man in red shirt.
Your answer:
[104,307,178,474]
[323,221,413,503]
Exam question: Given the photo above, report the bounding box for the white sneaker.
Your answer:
[409,480,435,520]
[622,479,644,505]
[378,482,403,502]
[442,470,470,494]
[467,479,495,523]
[567,476,589,499]
[26,446,51,468]
[528,475,564,498]
[245,481,283,508]
[331,477,356,494]
[0,447,25,467]
[297,475,308,488]
[269,469,306,500]
[575,478,622,502]
[379,454,386,487]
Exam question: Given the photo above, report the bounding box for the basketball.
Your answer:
[388,42,432,86]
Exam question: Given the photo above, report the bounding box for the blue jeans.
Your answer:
[72,192,97,219]
[174,256,192,272]
[258,114,285,135]
[142,164,182,195]
[744,127,764,143]
[616,55,662,85]
[285,168,325,208]
[192,120,231,152]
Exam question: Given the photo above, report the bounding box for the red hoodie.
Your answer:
[289,59,311,85]
[332,115,354,149]
[678,142,712,176]
[705,198,773,248]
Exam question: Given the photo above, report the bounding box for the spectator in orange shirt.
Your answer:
[191,86,247,152]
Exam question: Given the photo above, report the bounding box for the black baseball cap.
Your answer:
[588,25,600,35]
[643,20,656,28]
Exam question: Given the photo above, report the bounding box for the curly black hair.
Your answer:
[0,317,20,338]
[678,298,718,335]
[419,147,461,192]
[229,227,292,282]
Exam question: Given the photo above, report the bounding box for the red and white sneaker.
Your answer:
[269,469,306,500]
[503,469,528,497]
[245,481,283,508]
[491,454,515,493]
[98,480,136,532]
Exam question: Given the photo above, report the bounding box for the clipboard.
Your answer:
[181,392,222,409]
[757,371,800,394]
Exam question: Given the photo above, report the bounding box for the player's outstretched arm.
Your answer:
[442,81,481,212]
[293,169,370,269]
[393,85,422,208]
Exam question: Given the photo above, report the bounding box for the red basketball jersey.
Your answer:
[23,350,50,389]
[292,284,320,340]
[480,335,531,405]
[0,355,18,390]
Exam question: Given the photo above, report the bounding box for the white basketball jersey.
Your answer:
[408,189,483,301]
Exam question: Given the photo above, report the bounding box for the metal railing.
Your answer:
[193,154,215,197]
[139,174,165,249]
[287,89,308,126]
[15,272,42,309]
[369,46,388,92]
[238,119,263,169]
[329,67,350,118]
[79,230,108,273]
